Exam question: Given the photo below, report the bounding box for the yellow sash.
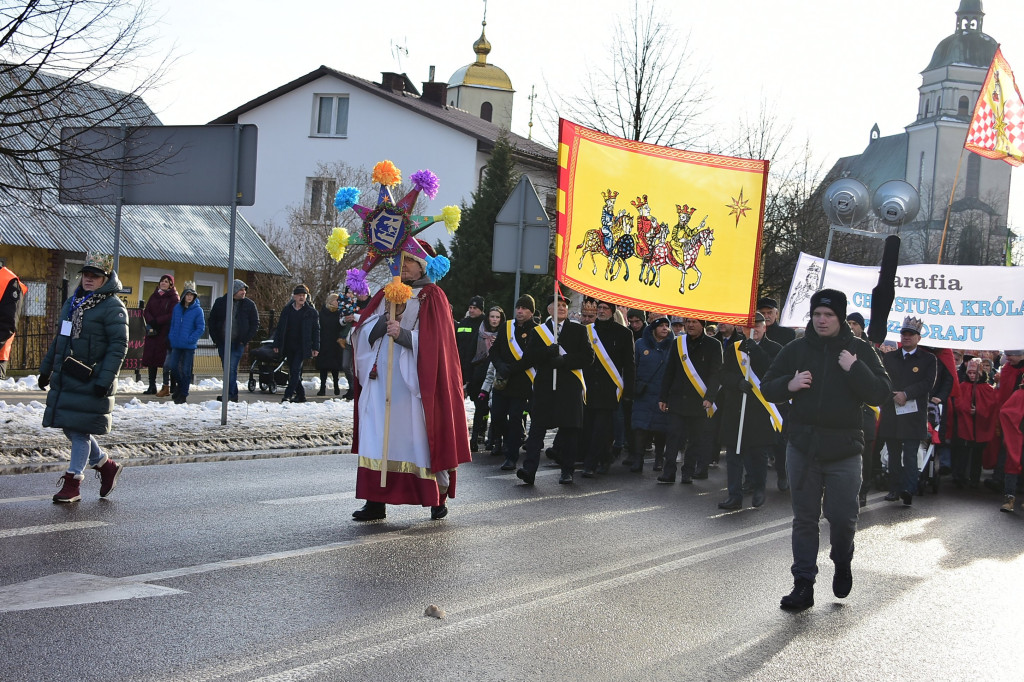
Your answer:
[733,340,783,432]
[676,335,715,417]
[536,323,586,402]
[587,323,624,401]
[506,320,536,383]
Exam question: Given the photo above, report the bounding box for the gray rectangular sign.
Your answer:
[492,223,550,274]
[59,124,257,206]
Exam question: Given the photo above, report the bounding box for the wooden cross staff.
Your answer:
[379,252,404,487]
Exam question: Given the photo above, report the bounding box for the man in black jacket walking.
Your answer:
[657,317,722,484]
[878,316,936,506]
[209,279,260,402]
[516,294,594,486]
[488,295,538,471]
[273,284,321,403]
[762,289,891,611]
[581,300,635,476]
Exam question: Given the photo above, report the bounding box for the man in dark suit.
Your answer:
[759,297,796,347]
[716,312,783,509]
[581,299,635,476]
[517,294,594,486]
[489,295,538,471]
[658,317,722,484]
[879,316,937,506]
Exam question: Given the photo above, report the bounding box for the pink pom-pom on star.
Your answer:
[345,268,369,297]
[410,169,440,200]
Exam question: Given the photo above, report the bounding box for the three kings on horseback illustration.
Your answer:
[575,189,715,294]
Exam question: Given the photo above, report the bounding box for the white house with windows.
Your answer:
[209,61,555,247]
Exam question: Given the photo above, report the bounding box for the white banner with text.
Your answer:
[779,252,1024,351]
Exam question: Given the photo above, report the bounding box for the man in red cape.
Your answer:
[349,240,471,521]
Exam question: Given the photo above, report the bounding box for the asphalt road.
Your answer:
[1,453,1022,681]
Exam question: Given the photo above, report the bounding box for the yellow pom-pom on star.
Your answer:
[438,205,461,234]
[383,278,413,305]
[372,160,402,187]
[325,227,350,262]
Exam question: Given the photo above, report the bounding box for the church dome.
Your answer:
[447,23,513,91]
[924,30,997,71]
[924,0,996,71]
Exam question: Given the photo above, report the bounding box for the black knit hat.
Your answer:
[515,294,536,312]
[847,312,866,327]
[293,284,309,295]
[809,289,847,320]
[468,295,485,310]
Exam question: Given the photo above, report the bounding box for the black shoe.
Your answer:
[780,579,815,611]
[430,504,448,520]
[751,489,766,507]
[281,395,291,403]
[545,447,558,461]
[342,391,354,401]
[680,473,693,484]
[292,395,306,403]
[581,469,596,478]
[516,468,535,486]
[833,563,852,599]
[717,497,742,510]
[900,491,913,507]
[352,502,386,521]
[884,492,899,501]
[777,475,790,492]
[558,471,573,484]
[173,394,187,405]
[142,386,157,395]
[653,458,664,472]
[595,463,609,475]
[656,475,675,484]
[470,441,479,453]
[316,388,326,396]
[500,459,517,471]
[692,470,708,480]
[229,397,239,403]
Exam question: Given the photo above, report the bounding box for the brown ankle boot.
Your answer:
[53,473,82,503]
[156,385,170,397]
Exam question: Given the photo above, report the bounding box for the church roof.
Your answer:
[924,30,998,71]
[823,133,908,195]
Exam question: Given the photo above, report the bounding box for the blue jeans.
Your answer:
[886,438,920,495]
[167,347,195,397]
[218,342,244,399]
[63,429,106,476]
[787,443,862,582]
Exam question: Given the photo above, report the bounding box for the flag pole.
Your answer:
[552,278,558,390]
[736,347,748,454]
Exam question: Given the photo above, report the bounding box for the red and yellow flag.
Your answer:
[965,47,1024,167]
[555,119,768,325]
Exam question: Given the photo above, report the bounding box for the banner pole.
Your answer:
[937,147,966,265]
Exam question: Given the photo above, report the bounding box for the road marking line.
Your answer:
[0,495,52,504]
[0,521,108,538]
[488,468,562,480]
[259,492,356,505]
[0,572,185,613]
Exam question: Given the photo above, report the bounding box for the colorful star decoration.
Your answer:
[726,187,752,228]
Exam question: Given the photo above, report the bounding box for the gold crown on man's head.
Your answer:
[676,204,697,216]
[601,189,619,201]
[630,194,649,210]
[901,315,924,334]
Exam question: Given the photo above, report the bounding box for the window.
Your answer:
[312,94,349,137]
[306,177,337,223]
[480,101,493,122]
[958,96,970,117]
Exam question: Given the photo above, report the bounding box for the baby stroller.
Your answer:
[247,340,288,394]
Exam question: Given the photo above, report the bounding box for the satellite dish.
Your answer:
[872,180,920,226]
[822,178,871,225]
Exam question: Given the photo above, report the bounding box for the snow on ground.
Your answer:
[0,375,476,470]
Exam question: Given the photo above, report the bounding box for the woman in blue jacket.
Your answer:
[630,316,674,472]
[167,282,206,404]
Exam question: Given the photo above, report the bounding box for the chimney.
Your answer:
[421,81,447,106]
[429,65,436,82]
[380,72,405,92]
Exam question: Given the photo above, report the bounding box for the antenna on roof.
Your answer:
[390,39,409,72]
[528,85,537,140]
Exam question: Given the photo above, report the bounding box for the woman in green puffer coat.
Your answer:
[38,253,129,504]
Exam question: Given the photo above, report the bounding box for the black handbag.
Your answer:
[62,354,94,382]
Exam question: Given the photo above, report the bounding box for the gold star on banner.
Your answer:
[727,188,751,228]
